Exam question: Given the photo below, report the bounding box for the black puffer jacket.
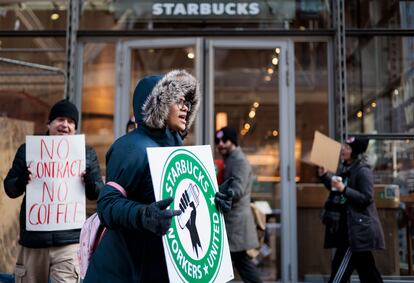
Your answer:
[320,159,385,252]
[4,143,103,248]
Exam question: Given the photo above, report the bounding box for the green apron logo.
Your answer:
[160,149,224,283]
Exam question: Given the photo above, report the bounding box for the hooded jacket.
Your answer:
[84,70,200,283]
[320,159,385,251]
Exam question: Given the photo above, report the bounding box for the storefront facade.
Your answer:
[1,1,414,282]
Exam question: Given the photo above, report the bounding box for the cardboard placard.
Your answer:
[26,135,86,231]
[303,131,341,173]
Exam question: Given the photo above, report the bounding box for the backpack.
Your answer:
[78,181,127,279]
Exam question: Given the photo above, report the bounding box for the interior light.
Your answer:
[253,102,259,108]
[187,52,195,59]
[275,48,281,54]
[148,49,154,53]
[393,89,399,96]
[272,130,278,137]
[371,101,377,108]
[248,110,256,119]
[356,111,363,118]
[272,57,279,65]
[241,129,247,136]
[264,75,271,82]
[244,123,251,130]
[215,112,228,131]
[51,13,60,20]
[267,67,274,74]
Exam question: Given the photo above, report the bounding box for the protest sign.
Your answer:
[26,135,86,231]
[147,145,234,283]
[303,131,341,173]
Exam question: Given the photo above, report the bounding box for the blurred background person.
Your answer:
[318,136,384,283]
[215,126,262,283]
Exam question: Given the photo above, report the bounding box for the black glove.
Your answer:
[83,168,96,188]
[139,197,182,236]
[16,166,31,190]
[215,177,234,213]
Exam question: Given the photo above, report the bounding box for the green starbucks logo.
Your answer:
[160,149,224,283]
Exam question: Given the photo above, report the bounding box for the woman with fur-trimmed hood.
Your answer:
[84,70,233,282]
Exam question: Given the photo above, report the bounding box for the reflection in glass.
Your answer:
[82,43,116,175]
[0,1,67,31]
[0,37,66,134]
[346,1,414,29]
[347,36,414,134]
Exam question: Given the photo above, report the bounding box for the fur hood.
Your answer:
[133,69,200,130]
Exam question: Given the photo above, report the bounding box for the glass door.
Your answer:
[115,38,203,143]
[207,40,296,283]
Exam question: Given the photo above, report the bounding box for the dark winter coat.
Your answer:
[223,147,259,252]
[4,144,103,248]
[84,70,200,283]
[320,159,385,252]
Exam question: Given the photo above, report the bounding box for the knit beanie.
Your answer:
[346,136,369,157]
[48,99,79,129]
[215,126,238,146]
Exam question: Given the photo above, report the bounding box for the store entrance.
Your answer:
[116,38,297,282]
[207,39,296,282]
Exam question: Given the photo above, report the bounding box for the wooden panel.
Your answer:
[0,117,34,273]
[297,183,400,208]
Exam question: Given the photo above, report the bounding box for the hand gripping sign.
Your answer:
[147,145,233,283]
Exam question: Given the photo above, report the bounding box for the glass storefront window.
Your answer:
[0,1,67,31]
[81,42,116,175]
[294,41,331,281]
[0,37,66,134]
[79,0,332,30]
[368,139,413,277]
[213,46,280,281]
[346,1,414,29]
[347,36,414,134]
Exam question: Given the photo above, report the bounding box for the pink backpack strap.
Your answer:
[106,181,127,197]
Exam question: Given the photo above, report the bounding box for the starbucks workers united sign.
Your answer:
[147,145,233,283]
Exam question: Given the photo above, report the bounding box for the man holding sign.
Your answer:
[84,70,233,283]
[4,100,104,283]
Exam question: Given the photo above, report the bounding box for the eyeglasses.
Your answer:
[176,99,192,111]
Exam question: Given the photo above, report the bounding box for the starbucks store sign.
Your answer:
[152,2,260,16]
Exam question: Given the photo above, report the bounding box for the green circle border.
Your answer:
[160,148,224,283]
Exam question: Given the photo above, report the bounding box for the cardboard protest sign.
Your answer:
[26,135,86,231]
[147,145,234,283]
[304,131,341,173]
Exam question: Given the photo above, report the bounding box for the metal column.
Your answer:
[65,0,80,101]
[333,0,347,142]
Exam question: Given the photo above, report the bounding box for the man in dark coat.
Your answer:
[84,70,233,282]
[318,136,385,283]
[4,99,104,283]
[215,126,262,283]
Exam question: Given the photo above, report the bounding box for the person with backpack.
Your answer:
[4,99,104,283]
[318,136,385,283]
[83,69,233,282]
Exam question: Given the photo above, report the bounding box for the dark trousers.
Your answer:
[328,247,383,283]
[231,251,262,283]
